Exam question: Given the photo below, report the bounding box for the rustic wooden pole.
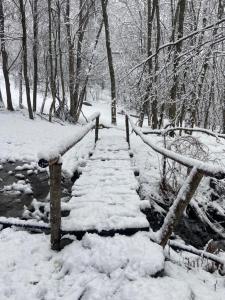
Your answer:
[49,161,62,251]
[125,115,130,148]
[95,115,99,143]
[158,168,203,248]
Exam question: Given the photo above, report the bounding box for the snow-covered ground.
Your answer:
[1,90,225,298]
[0,228,224,299]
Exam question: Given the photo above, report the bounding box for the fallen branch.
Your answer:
[169,240,225,272]
[142,126,225,140]
[190,201,225,239]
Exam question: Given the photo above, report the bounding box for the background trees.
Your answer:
[1,0,225,130]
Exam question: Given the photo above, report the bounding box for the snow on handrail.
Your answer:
[128,115,225,179]
[87,111,101,122]
[38,112,100,168]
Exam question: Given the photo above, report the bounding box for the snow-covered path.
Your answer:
[62,129,149,232]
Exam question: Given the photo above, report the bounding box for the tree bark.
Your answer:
[19,55,23,109]
[19,0,34,120]
[65,0,76,118]
[151,0,160,129]
[32,0,38,112]
[48,0,56,122]
[169,0,186,122]
[57,0,65,119]
[0,0,14,111]
[101,0,117,125]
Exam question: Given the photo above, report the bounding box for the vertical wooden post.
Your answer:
[95,115,99,143]
[125,115,130,148]
[49,161,62,251]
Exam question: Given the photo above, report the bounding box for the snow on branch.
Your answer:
[122,17,225,80]
[142,126,225,140]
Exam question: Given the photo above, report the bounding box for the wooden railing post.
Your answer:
[125,115,130,148]
[95,115,99,143]
[49,161,62,251]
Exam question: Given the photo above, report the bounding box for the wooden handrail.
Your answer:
[126,115,225,179]
[38,112,100,168]
[38,113,100,251]
[125,114,225,248]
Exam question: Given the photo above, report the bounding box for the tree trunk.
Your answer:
[101,0,117,125]
[152,0,160,129]
[74,0,87,121]
[32,0,38,112]
[0,0,14,111]
[19,0,33,120]
[0,87,4,109]
[65,0,76,118]
[169,0,186,121]
[19,55,23,109]
[48,0,56,122]
[57,0,65,119]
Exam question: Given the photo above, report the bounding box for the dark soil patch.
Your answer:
[142,204,224,249]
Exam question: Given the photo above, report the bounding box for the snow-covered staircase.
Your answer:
[62,129,149,233]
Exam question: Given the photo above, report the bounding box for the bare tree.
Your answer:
[0,0,14,111]
[48,0,56,122]
[101,0,117,125]
[31,0,38,112]
[19,0,34,120]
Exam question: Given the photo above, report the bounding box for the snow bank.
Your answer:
[0,111,95,163]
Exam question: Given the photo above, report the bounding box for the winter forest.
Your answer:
[1,0,225,299]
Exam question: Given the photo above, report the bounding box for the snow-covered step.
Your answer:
[62,129,149,232]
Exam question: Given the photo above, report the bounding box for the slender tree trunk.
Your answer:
[101,0,117,125]
[40,54,49,114]
[19,55,23,109]
[0,87,4,108]
[57,1,65,119]
[74,0,86,121]
[0,0,14,111]
[65,0,76,118]
[168,0,186,121]
[48,0,56,121]
[32,0,38,112]
[152,0,160,129]
[19,0,33,120]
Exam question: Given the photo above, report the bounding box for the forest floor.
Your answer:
[0,102,225,299]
